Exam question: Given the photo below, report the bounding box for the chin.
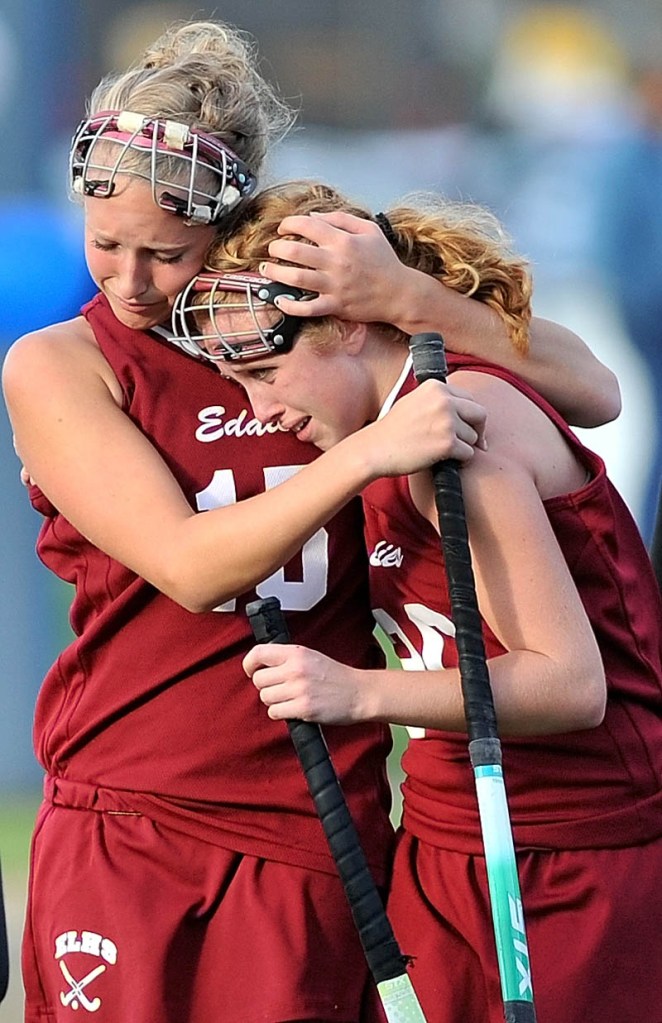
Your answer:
[111,302,167,331]
[320,427,352,451]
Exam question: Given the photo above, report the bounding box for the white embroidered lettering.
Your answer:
[100,937,118,966]
[369,540,404,568]
[195,405,280,442]
[80,931,102,957]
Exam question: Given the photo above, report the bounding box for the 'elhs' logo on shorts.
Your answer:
[54,930,118,1013]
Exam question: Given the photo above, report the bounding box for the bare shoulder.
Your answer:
[2,315,121,406]
[4,315,95,372]
[448,368,547,442]
[449,368,585,497]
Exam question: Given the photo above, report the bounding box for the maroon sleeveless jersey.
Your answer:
[364,355,662,853]
[29,294,392,878]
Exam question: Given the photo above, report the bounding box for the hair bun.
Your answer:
[140,21,252,69]
[88,19,296,176]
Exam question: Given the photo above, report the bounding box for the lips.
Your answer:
[276,415,312,441]
[289,416,311,435]
[114,297,160,313]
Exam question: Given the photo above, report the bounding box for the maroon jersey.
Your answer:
[29,294,392,878]
[364,355,662,853]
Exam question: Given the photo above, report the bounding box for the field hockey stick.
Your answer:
[246,596,427,1023]
[409,332,536,1023]
[0,858,8,1003]
[649,479,662,592]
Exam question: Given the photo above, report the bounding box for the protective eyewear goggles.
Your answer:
[69,110,256,224]
[171,271,313,361]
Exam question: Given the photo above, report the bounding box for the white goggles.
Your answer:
[171,271,313,361]
[69,110,256,224]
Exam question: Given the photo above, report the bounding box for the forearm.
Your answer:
[388,271,621,428]
[386,265,509,350]
[525,318,621,427]
[7,348,483,615]
[166,429,379,610]
[357,648,604,736]
[170,379,487,609]
[246,634,604,734]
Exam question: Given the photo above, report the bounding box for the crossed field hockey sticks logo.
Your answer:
[54,928,118,1013]
[59,960,106,1012]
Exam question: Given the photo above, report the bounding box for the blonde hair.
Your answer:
[209,180,533,353]
[89,20,296,175]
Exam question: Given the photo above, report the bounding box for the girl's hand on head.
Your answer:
[242,642,364,725]
[259,211,409,323]
[366,379,487,477]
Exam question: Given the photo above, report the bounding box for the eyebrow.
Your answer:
[91,231,189,253]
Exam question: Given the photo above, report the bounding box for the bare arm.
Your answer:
[260,211,621,429]
[2,324,485,613]
[244,374,606,736]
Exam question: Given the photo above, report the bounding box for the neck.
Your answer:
[369,340,409,417]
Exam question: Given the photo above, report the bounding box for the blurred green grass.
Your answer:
[0,793,40,876]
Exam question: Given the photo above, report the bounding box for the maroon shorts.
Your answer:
[375,830,662,1023]
[22,799,384,1023]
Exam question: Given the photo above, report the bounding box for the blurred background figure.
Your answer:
[597,62,662,543]
[473,5,656,530]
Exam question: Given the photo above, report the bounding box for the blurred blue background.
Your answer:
[1,0,661,794]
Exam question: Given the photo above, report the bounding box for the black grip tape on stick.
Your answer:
[245,596,406,985]
[409,333,498,748]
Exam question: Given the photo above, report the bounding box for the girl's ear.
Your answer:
[338,320,369,355]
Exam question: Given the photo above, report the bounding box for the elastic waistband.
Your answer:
[44,775,142,815]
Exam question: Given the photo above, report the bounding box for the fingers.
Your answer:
[259,260,339,318]
[276,211,376,241]
[262,211,399,325]
[415,380,488,442]
[243,643,293,719]
[445,381,488,444]
[274,294,336,318]
[265,238,328,270]
[243,642,288,676]
[309,210,379,234]
[455,396,488,451]
[260,257,327,294]
[377,380,488,471]
[243,643,348,723]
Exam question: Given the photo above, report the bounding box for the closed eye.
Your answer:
[89,239,184,264]
[153,252,184,265]
[245,367,276,383]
